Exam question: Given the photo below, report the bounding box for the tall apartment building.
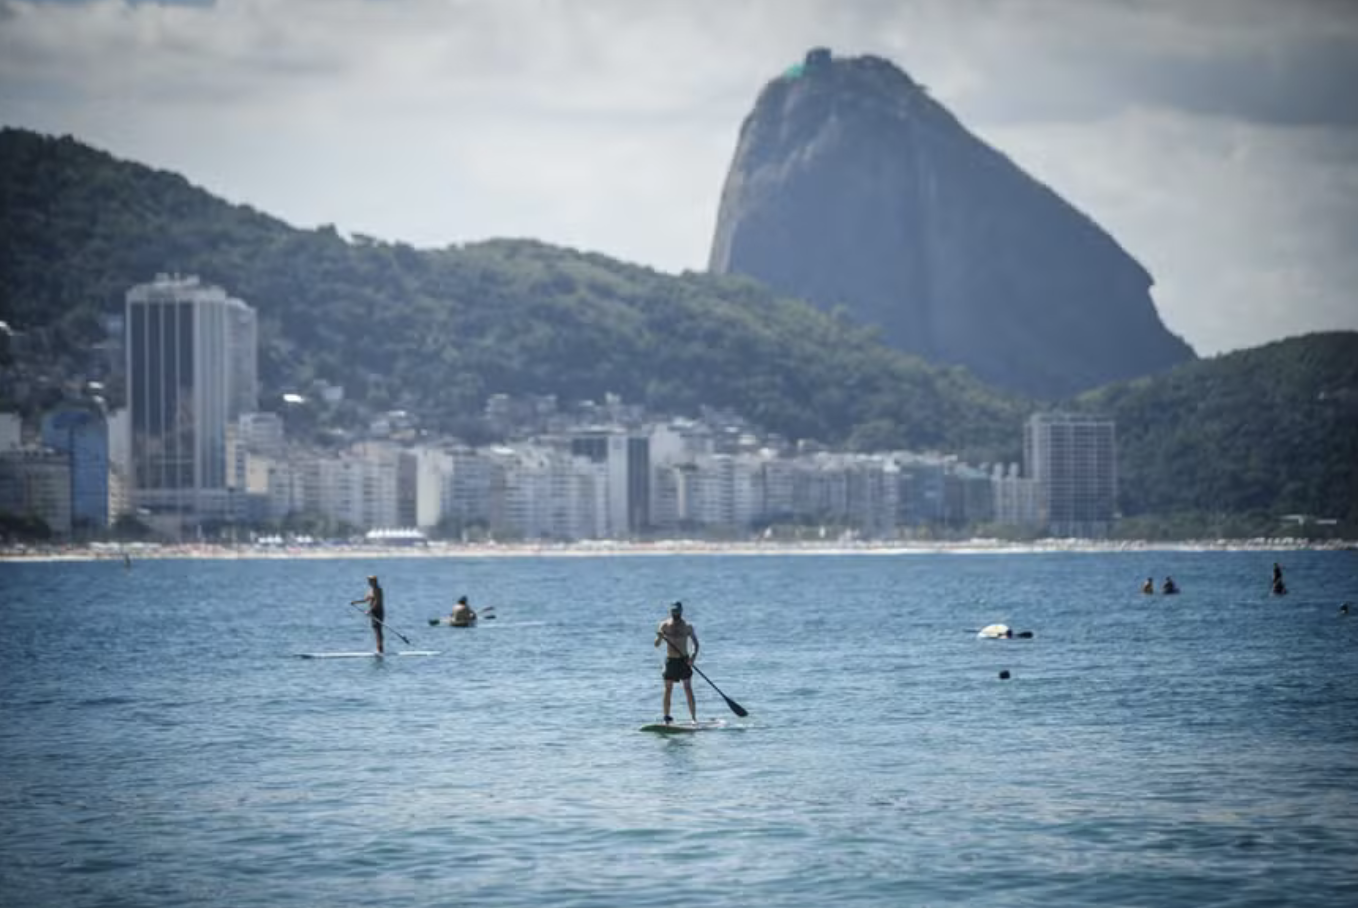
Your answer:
[125,275,258,527]
[0,413,20,451]
[992,463,1040,528]
[1024,412,1118,538]
[41,404,109,530]
[569,429,650,537]
[0,448,72,535]
[290,453,399,531]
[106,408,132,521]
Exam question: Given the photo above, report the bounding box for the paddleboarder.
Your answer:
[655,601,700,725]
[352,575,385,654]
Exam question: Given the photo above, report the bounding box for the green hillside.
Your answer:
[1077,332,1358,528]
[0,127,1025,459]
[2,127,1355,531]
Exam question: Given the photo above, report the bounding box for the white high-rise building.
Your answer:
[126,275,259,526]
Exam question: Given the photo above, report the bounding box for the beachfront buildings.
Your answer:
[125,275,258,530]
[0,403,1118,541]
[3,333,1118,541]
[1024,411,1118,538]
[204,409,1092,542]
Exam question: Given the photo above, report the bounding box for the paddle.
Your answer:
[347,601,413,646]
[660,633,748,718]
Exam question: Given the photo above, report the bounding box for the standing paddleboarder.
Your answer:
[654,601,700,725]
[352,575,385,654]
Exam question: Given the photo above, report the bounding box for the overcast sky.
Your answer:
[2,0,1356,357]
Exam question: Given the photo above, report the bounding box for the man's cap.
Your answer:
[368,574,378,581]
[458,596,468,605]
[670,601,683,614]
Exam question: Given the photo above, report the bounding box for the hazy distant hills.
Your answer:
[1,127,1353,528]
[710,49,1196,399]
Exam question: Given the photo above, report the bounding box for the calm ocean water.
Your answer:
[1,550,1355,908]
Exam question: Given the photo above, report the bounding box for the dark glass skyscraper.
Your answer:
[126,275,257,523]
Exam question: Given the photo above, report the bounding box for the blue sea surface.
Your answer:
[1,550,1356,907]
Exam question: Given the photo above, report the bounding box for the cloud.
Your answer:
[987,108,1358,355]
[1,0,1356,356]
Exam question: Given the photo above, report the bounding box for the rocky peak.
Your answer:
[709,49,1194,398]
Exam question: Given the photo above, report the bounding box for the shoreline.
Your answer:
[2,537,1353,563]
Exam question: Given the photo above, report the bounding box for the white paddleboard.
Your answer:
[295,651,441,659]
[977,624,1010,639]
[639,719,727,734]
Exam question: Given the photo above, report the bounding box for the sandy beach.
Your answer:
[2,536,1351,563]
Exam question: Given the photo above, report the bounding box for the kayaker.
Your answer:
[654,601,700,725]
[351,575,385,654]
[1162,577,1179,595]
[1141,577,1154,594]
[450,595,476,625]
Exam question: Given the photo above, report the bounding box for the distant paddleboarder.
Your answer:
[1272,563,1287,596]
[352,575,385,654]
[654,601,700,725]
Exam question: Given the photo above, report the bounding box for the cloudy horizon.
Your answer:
[2,0,1356,358]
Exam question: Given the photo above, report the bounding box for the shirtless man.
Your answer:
[654,601,699,725]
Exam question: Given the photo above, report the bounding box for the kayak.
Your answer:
[428,616,477,627]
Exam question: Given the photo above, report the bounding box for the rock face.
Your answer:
[708,49,1195,398]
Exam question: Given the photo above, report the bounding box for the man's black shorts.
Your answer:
[663,657,692,682]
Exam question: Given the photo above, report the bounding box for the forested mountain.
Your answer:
[1,128,1353,530]
[0,127,1026,460]
[1080,332,1358,527]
